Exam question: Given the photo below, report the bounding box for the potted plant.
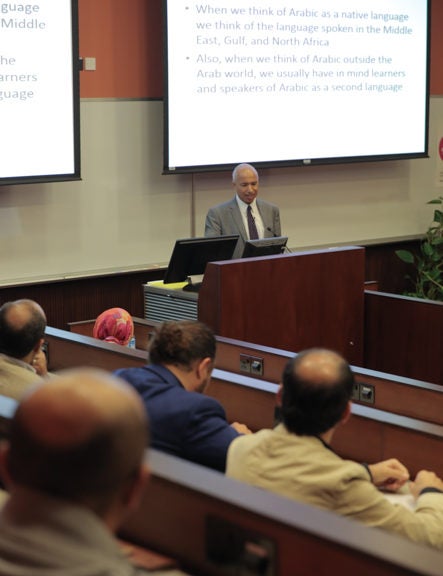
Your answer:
[395,197,443,302]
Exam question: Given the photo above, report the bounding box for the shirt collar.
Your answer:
[236,195,257,213]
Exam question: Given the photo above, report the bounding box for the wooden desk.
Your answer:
[364,290,443,385]
[45,326,443,478]
[122,449,443,576]
[68,317,443,427]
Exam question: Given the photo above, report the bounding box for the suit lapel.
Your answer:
[257,200,272,236]
[229,199,248,242]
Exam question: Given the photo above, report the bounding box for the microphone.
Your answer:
[266,227,292,253]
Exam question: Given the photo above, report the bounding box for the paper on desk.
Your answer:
[382,484,416,511]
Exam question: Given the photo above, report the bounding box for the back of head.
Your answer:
[5,368,148,515]
[93,307,134,346]
[0,300,46,359]
[148,320,216,370]
[281,348,354,436]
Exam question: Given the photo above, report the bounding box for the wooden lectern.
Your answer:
[198,246,365,365]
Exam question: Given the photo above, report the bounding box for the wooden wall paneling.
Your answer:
[364,291,443,384]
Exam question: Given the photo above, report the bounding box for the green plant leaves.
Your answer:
[395,197,443,302]
[395,250,415,264]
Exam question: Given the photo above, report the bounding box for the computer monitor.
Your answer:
[163,235,239,284]
[242,236,288,259]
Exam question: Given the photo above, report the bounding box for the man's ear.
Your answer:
[276,384,283,406]
[32,337,44,354]
[196,357,213,380]
[0,441,13,489]
[124,463,150,512]
[340,401,352,426]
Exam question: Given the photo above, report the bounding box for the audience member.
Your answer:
[0,368,149,575]
[227,348,443,549]
[204,163,281,258]
[93,307,134,346]
[115,320,251,471]
[0,299,47,398]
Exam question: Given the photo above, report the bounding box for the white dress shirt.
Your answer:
[236,196,265,239]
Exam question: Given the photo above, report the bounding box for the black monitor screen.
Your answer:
[242,236,288,259]
[164,235,239,283]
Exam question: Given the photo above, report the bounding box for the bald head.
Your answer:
[281,348,354,436]
[0,299,46,359]
[5,369,148,513]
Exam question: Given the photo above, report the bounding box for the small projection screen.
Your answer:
[0,0,80,185]
[163,0,430,173]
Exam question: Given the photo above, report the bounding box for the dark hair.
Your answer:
[148,320,216,369]
[0,300,46,358]
[281,349,354,436]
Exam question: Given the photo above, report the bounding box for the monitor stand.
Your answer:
[183,274,204,293]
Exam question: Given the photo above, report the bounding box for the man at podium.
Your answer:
[205,163,281,259]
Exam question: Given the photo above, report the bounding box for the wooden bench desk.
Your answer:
[68,317,443,427]
[0,390,441,576]
[45,326,443,478]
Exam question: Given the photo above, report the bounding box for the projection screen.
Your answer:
[164,0,430,173]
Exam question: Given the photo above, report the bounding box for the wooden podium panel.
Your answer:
[198,246,365,365]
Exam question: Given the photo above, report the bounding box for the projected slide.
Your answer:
[0,1,79,184]
[164,0,429,172]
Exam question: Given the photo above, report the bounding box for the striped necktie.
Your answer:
[247,205,259,240]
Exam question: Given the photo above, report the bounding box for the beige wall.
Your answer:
[0,97,442,285]
[1,0,441,285]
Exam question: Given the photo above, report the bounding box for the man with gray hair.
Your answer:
[205,163,281,259]
[0,299,48,398]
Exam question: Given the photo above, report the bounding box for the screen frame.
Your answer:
[162,0,431,175]
[242,236,288,258]
[164,235,240,283]
[0,0,81,186]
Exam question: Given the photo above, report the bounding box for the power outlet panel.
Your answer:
[354,381,375,405]
[240,354,264,376]
[359,383,375,404]
[206,515,275,576]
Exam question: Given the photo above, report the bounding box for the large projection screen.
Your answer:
[0,0,80,185]
[164,0,430,173]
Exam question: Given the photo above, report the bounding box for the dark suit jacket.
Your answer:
[204,197,281,258]
[114,364,239,471]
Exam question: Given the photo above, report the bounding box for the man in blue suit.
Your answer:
[205,163,281,259]
[114,320,250,472]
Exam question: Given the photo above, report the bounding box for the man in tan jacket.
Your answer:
[227,348,443,550]
[0,299,48,399]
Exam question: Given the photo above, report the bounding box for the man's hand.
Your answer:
[32,349,48,377]
[410,470,443,499]
[231,422,252,435]
[368,458,410,492]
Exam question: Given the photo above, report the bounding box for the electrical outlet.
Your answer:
[352,382,360,401]
[359,383,375,404]
[240,354,251,373]
[84,56,96,71]
[240,354,264,376]
[206,515,275,575]
[250,357,264,376]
